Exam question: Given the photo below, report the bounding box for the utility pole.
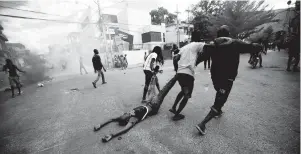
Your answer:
[175,4,180,47]
[96,0,109,68]
[185,7,191,40]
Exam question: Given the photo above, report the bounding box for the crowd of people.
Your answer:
[93,25,295,142]
[1,24,299,143]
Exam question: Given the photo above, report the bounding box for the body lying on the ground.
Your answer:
[94,67,178,142]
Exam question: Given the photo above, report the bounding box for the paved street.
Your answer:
[0,51,299,154]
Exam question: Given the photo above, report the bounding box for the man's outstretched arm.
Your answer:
[234,40,259,54]
[15,66,25,73]
[195,44,212,66]
[94,117,120,131]
[102,117,139,142]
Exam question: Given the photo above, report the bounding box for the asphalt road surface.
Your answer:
[0,50,299,154]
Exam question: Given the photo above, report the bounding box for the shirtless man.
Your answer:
[94,66,177,143]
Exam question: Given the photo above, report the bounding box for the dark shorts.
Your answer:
[177,73,194,98]
[144,70,153,86]
[133,106,148,121]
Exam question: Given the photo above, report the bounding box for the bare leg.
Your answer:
[102,117,139,142]
[83,66,88,74]
[155,76,160,92]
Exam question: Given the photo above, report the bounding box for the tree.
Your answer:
[150,7,176,25]
[211,0,275,38]
[190,0,225,39]
[262,25,274,41]
[191,0,275,39]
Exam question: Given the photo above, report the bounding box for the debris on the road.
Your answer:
[37,83,44,87]
[118,137,122,140]
[70,88,79,91]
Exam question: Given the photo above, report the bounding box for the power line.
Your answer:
[0,5,63,17]
[0,14,97,24]
[0,12,150,27]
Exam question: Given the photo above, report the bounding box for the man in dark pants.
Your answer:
[92,49,107,88]
[194,25,261,135]
[171,44,180,72]
[286,33,300,72]
[204,55,211,70]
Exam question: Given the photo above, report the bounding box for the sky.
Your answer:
[0,0,293,53]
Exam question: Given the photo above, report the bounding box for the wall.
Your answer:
[122,50,148,66]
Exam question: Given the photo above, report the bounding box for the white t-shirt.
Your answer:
[177,42,205,77]
[143,52,158,71]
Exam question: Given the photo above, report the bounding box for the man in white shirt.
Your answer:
[169,42,206,121]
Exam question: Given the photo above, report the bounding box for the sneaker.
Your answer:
[92,82,97,88]
[196,123,206,135]
[172,114,185,121]
[286,68,292,72]
[102,82,107,84]
[169,108,177,114]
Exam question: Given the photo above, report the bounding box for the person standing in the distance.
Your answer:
[2,59,26,98]
[142,46,164,103]
[194,25,262,135]
[92,49,107,88]
[169,42,206,121]
[171,44,180,72]
[204,54,211,70]
[123,54,128,69]
[286,33,300,72]
[79,56,88,75]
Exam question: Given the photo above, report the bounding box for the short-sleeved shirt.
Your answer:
[177,42,205,77]
[3,64,19,77]
[143,53,157,71]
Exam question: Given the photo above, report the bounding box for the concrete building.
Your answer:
[165,22,193,45]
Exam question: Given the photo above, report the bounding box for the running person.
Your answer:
[2,59,26,98]
[169,42,206,121]
[94,67,178,143]
[142,46,164,103]
[92,49,107,88]
[194,25,263,135]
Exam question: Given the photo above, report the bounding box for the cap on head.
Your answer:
[93,49,99,54]
[217,25,230,37]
